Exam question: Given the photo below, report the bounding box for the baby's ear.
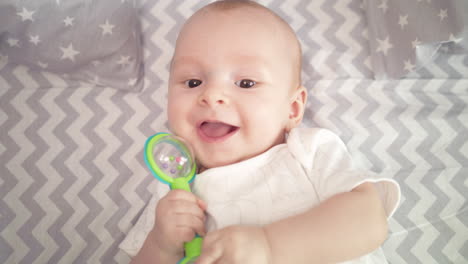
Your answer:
[286,86,307,132]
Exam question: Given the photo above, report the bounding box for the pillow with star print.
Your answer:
[0,1,143,92]
[363,0,466,79]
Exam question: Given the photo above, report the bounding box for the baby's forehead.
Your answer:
[181,4,300,53]
[194,3,290,33]
[175,1,302,85]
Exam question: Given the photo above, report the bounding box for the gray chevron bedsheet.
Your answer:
[1,0,467,263]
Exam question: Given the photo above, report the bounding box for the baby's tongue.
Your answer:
[200,122,233,138]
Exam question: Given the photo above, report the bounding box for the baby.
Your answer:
[121,1,400,263]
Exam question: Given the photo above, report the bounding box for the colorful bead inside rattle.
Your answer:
[147,133,195,181]
[159,155,189,175]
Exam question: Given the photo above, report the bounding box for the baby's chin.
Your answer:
[196,159,233,173]
[196,154,250,173]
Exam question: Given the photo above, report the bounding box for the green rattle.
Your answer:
[144,132,202,264]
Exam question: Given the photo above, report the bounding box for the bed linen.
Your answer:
[1,0,467,263]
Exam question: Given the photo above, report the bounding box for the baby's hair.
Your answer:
[199,0,303,87]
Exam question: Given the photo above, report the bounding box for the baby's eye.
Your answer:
[235,79,256,88]
[185,79,202,88]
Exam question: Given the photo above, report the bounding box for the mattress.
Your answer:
[1,0,467,263]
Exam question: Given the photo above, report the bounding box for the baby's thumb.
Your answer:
[197,198,207,211]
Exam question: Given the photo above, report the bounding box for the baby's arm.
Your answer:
[265,181,387,263]
[131,190,206,264]
[197,182,387,264]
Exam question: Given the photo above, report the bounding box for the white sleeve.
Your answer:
[288,128,400,218]
[119,183,169,257]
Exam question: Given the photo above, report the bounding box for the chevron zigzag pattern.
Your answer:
[1,0,467,263]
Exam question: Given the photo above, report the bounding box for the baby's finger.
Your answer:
[174,226,202,244]
[165,190,207,215]
[170,199,206,222]
[166,189,199,202]
[175,212,206,237]
[197,231,225,263]
[196,237,223,264]
[197,198,207,211]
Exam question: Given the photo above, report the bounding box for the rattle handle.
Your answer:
[170,178,203,264]
[170,177,192,192]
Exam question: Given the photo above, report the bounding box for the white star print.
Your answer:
[64,16,75,27]
[398,15,408,29]
[60,43,80,62]
[117,56,131,67]
[376,36,393,56]
[378,0,388,13]
[128,78,137,86]
[17,7,35,22]
[438,9,448,21]
[412,38,421,49]
[404,59,416,73]
[7,38,20,47]
[29,35,41,45]
[99,20,115,35]
[38,61,48,68]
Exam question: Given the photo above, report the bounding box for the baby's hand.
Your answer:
[196,225,272,264]
[153,189,206,257]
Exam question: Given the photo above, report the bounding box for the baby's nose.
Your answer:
[198,86,229,107]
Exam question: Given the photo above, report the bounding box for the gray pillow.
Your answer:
[365,0,467,79]
[0,1,143,92]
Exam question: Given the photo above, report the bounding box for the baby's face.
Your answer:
[168,8,299,170]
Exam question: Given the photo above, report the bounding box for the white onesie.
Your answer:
[120,128,400,263]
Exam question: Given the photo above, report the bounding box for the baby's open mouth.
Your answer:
[199,121,239,140]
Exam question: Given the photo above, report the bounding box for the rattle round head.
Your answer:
[144,133,197,185]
